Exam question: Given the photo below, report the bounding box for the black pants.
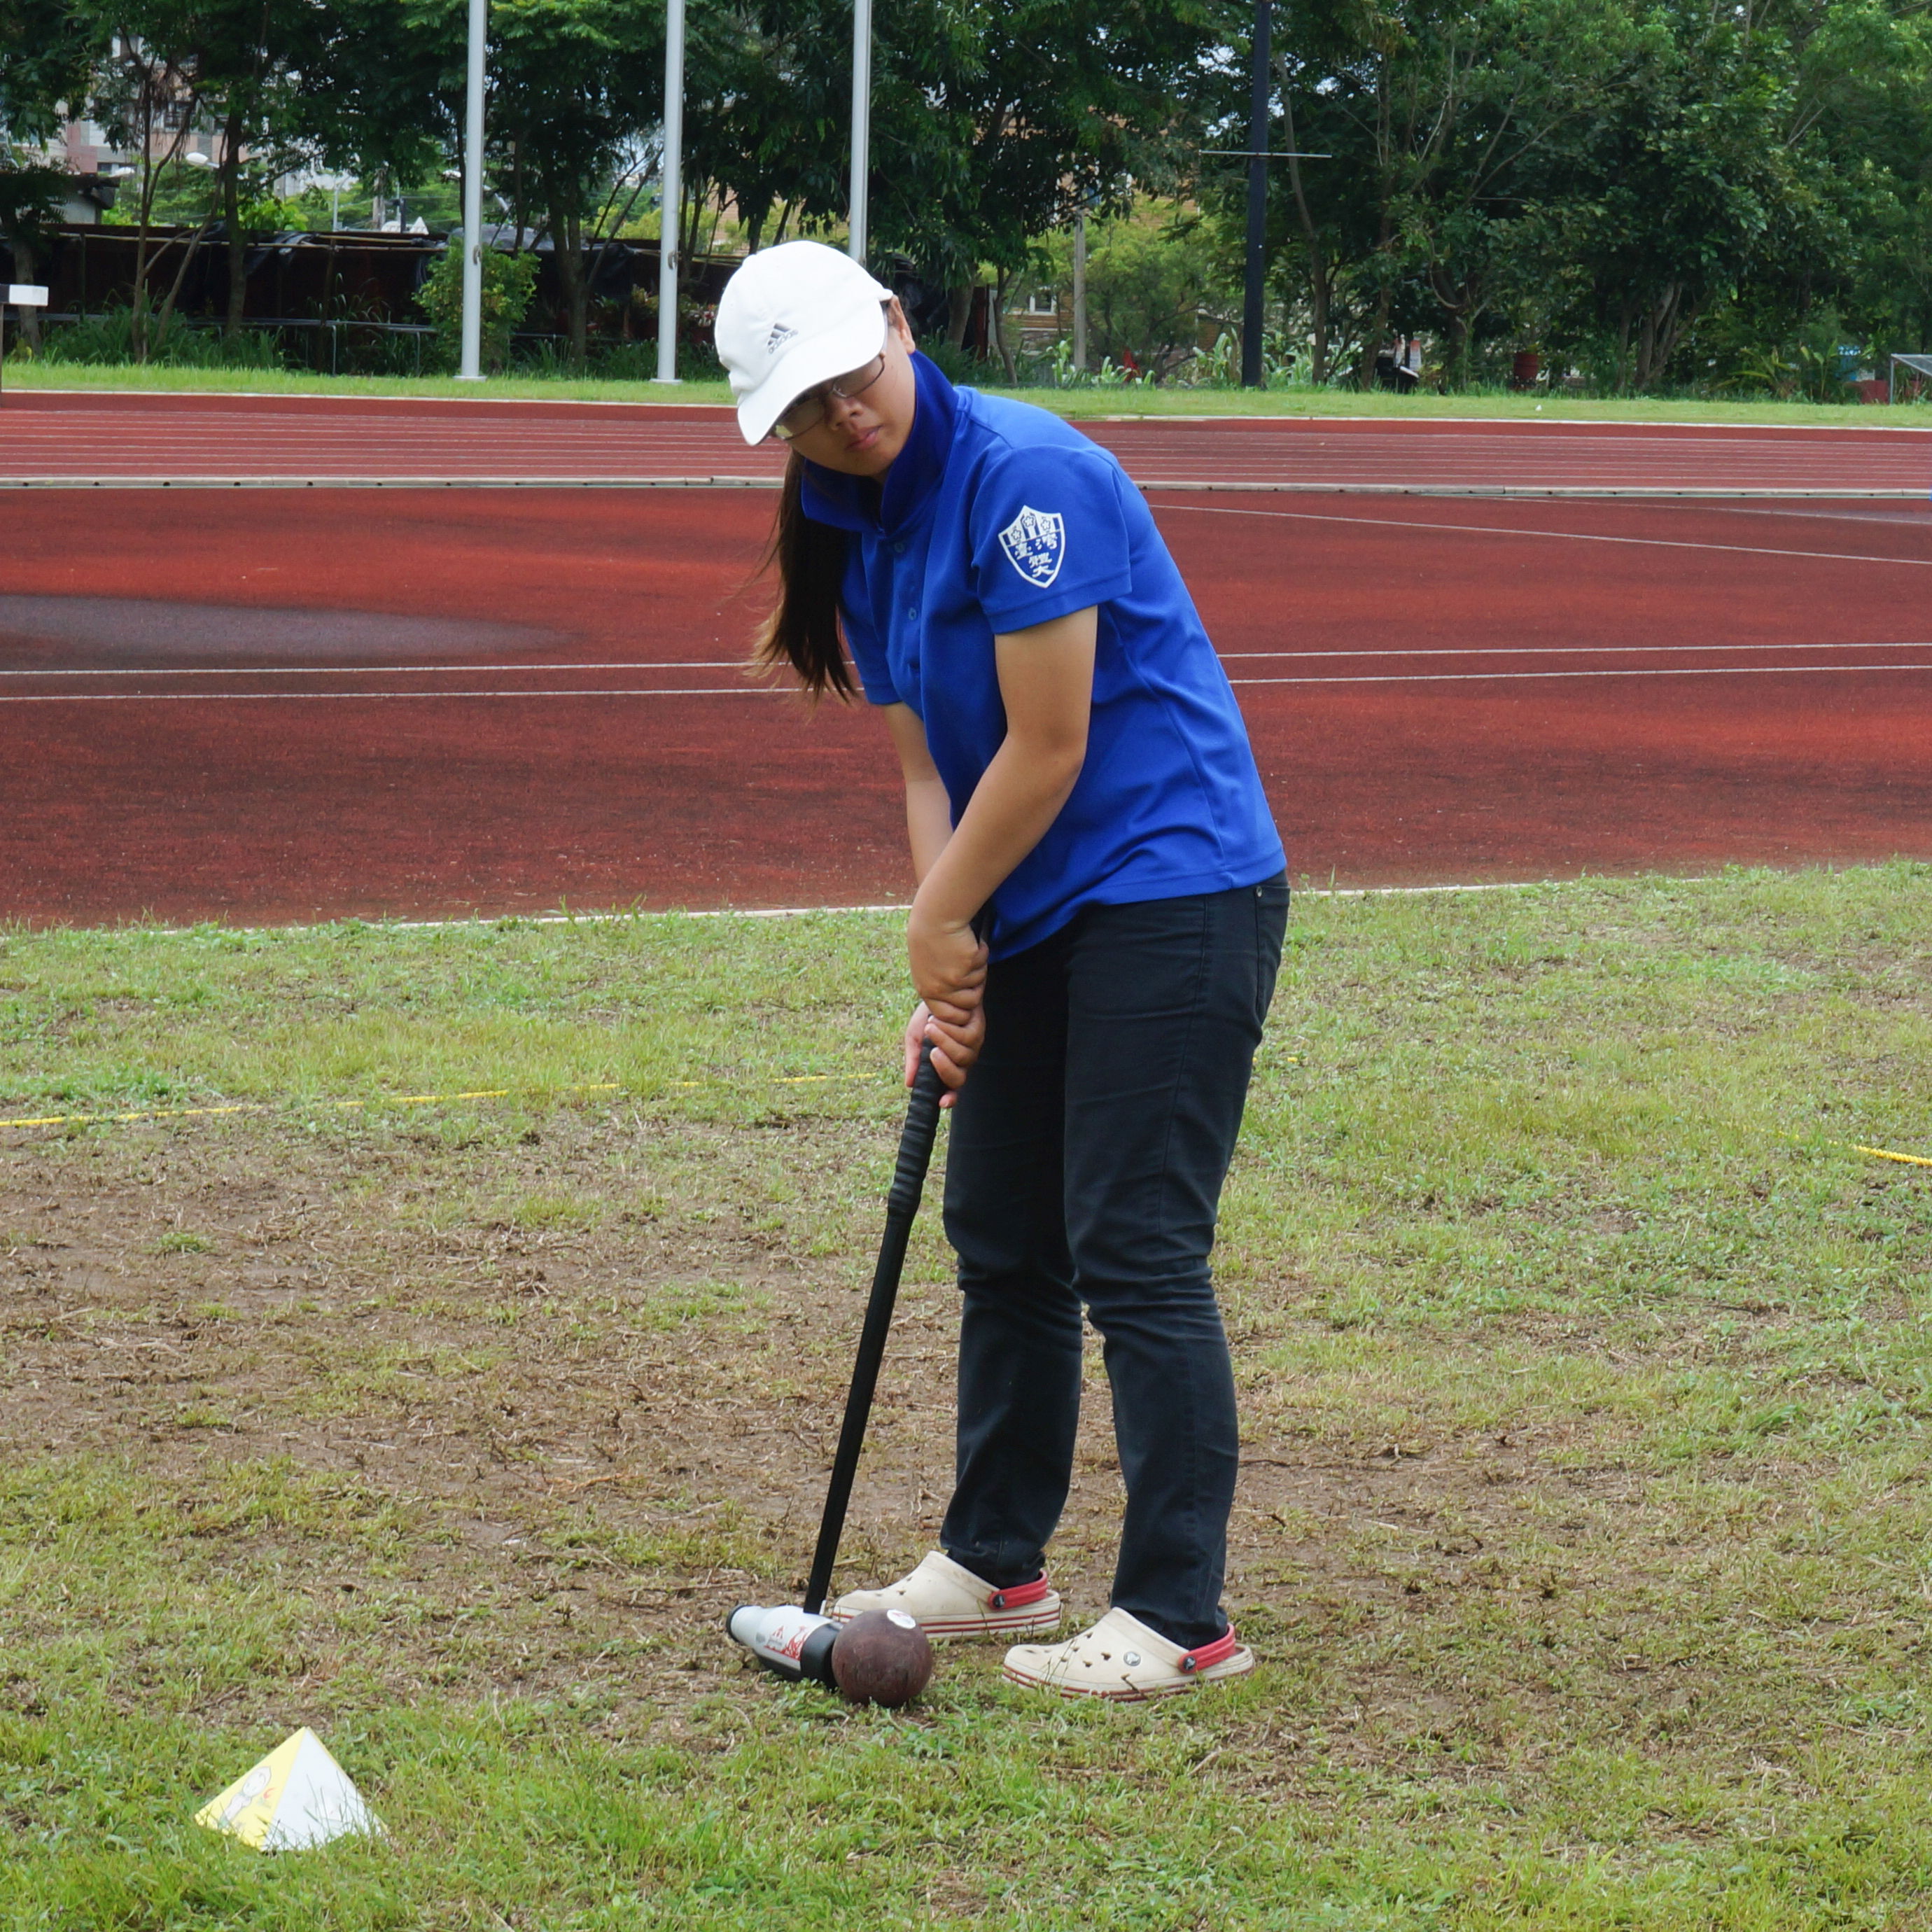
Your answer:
[939,873,1289,1647]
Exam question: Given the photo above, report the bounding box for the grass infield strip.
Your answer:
[1,864,1928,1930]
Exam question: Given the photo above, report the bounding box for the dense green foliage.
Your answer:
[414,239,541,369]
[1194,0,1932,388]
[3,0,1930,387]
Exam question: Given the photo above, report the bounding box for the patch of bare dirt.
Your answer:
[0,1109,1736,1758]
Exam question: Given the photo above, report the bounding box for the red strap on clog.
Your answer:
[1179,1628,1241,1673]
[988,1576,1052,1611]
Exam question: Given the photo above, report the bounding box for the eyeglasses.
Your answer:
[769,354,888,441]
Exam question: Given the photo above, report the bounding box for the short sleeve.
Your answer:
[967,444,1135,633]
[839,545,901,706]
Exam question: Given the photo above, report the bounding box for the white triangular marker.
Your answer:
[193,1728,383,1851]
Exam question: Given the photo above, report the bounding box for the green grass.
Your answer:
[1,869,1928,1928]
[10,355,1931,427]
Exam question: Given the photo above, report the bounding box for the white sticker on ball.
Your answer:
[886,1609,918,1630]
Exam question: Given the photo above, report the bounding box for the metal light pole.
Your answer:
[1242,0,1271,388]
[849,0,872,261]
[458,0,486,381]
[655,0,685,382]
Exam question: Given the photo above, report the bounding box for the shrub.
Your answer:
[415,244,540,373]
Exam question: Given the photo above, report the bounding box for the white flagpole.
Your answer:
[848,0,871,261]
[654,0,685,382]
[458,0,486,380]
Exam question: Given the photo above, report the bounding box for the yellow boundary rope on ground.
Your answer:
[1853,1141,1932,1170]
[0,1073,861,1132]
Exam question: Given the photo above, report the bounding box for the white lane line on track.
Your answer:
[31,432,1879,458]
[6,643,1921,678]
[108,875,1667,944]
[6,439,1912,474]
[0,475,785,489]
[1228,663,1932,685]
[0,687,773,702]
[8,480,1926,502]
[0,662,759,677]
[4,666,1929,702]
[1219,640,1932,659]
[1153,499,1932,567]
[1693,503,1932,528]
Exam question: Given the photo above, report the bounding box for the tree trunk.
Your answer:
[1358,274,1392,391]
[130,75,158,363]
[1635,297,1662,390]
[946,284,973,349]
[1281,88,1326,384]
[13,237,40,347]
[680,183,707,274]
[155,214,215,349]
[550,191,587,363]
[1646,283,1689,385]
[990,268,1016,383]
[1308,253,1329,385]
[221,101,246,340]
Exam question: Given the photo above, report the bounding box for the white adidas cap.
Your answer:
[714,241,896,445]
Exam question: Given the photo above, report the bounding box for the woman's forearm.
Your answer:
[912,736,1083,930]
[911,610,1096,937]
[904,773,953,884]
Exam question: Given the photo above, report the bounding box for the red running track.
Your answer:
[4,388,1930,494]
[2,484,1928,923]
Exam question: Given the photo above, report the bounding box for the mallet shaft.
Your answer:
[802,1045,946,1614]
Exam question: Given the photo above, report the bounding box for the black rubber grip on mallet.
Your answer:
[802,1043,946,1616]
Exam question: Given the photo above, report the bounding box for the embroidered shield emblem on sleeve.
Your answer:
[997,506,1067,589]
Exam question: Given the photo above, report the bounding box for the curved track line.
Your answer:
[1154,500,1932,568]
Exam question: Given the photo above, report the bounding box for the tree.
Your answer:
[79,1,216,360]
[489,0,663,362]
[1191,0,1630,387]
[914,0,1215,370]
[676,0,1214,374]
[2,0,108,344]
[1030,197,1235,376]
[290,0,463,199]
[188,0,315,338]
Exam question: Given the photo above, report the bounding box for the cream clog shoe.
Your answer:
[1003,1606,1254,1700]
[831,1551,1063,1641]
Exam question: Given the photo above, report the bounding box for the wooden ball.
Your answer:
[830,1608,935,1707]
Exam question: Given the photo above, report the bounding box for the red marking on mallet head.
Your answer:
[830,1609,935,1707]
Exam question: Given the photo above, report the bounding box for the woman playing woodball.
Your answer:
[715,241,1289,1700]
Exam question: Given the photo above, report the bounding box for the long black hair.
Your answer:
[753,451,854,701]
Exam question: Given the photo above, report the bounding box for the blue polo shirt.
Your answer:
[801,353,1284,960]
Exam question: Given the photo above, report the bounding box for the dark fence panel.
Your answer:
[1,225,740,346]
